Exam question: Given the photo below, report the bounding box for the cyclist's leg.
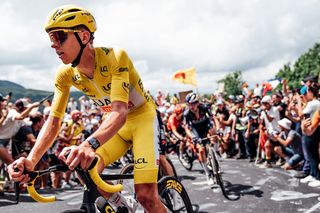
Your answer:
[96,133,131,173]
[132,109,166,213]
[159,154,175,177]
[96,134,132,210]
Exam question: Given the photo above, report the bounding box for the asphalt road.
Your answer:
[1,154,320,213]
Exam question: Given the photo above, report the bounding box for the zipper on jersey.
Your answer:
[90,79,104,98]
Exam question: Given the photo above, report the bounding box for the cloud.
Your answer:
[1,0,320,95]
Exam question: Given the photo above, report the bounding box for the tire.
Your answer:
[158,156,178,180]
[208,147,239,201]
[178,147,194,171]
[117,163,135,195]
[208,147,226,191]
[165,156,178,178]
[158,176,194,213]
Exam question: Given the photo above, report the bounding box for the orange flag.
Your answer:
[171,67,197,86]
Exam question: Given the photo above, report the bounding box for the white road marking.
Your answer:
[304,201,320,213]
[271,190,319,201]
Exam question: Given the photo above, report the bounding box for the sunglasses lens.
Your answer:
[49,31,68,44]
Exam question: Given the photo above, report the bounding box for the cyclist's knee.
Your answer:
[135,183,159,208]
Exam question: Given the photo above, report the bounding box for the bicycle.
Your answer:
[179,135,240,201]
[118,161,191,212]
[177,136,209,171]
[206,140,240,201]
[20,155,194,212]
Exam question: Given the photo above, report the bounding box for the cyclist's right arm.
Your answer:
[8,68,70,182]
[9,115,62,182]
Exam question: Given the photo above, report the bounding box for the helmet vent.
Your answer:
[68,9,81,12]
[65,16,76,21]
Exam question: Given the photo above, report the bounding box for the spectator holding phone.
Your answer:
[300,83,320,186]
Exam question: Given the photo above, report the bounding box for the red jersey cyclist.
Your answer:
[8,5,166,213]
[167,105,188,163]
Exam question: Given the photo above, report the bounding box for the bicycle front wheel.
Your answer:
[158,176,194,213]
[208,148,226,192]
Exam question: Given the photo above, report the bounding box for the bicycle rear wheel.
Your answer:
[178,147,194,171]
[158,176,194,213]
[158,156,178,179]
[117,163,135,198]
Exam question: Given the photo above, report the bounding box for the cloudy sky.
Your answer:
[1,0,320,95]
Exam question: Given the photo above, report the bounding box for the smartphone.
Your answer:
[304,113,311,119]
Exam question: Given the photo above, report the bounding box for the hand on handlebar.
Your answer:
[59,144,96,170]
[8,157,34,183]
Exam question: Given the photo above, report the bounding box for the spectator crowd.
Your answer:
[0,74,320,192]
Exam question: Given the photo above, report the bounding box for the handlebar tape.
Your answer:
[88,156,123,193]
[27,173,56,203]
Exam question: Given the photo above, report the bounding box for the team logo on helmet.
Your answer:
[52,9,64,21]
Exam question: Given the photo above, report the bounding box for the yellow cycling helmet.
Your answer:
[44,5,97,33]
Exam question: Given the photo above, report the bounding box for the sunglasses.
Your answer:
[48,29,82,45]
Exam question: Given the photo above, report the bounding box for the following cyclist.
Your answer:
[183,92,216,185]
[167,105,188,164]
[8,5,166,212]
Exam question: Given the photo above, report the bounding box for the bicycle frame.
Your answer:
[22,156,194,213]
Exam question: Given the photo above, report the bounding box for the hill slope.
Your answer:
[0,80,82,102]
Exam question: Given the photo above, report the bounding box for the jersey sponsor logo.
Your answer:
[122,82,129,93]
[72,73,81,85]
[91,98,111,107]
[119,67,128,72]
[102,83,111,93]
[101,105,112,112]
[138,79,150,102]
[101,47,110,55]
[82,87,89,93]
[100,66,108,77]
[134,157,148,169]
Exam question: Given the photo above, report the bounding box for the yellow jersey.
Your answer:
[50,47,155,119]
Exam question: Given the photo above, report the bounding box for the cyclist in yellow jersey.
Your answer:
[8,5,166,212]
[65,110,84,146]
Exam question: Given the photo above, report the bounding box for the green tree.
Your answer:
[276,43,320,89]
[218,70,244,96]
